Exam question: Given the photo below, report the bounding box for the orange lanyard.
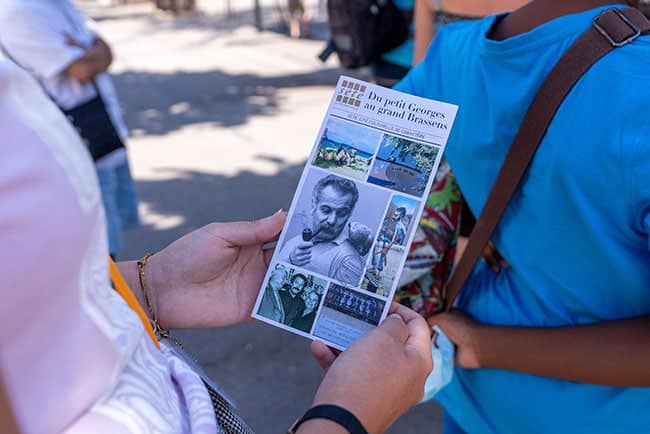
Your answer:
[108,258,160,349]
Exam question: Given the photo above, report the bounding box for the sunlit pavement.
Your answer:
[85,1,443,432]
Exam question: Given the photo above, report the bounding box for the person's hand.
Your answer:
[482,240,510,273]
[454,238,510,274]
[428,310,482,369]
[308,303,433,434]
[147,210,286,329]
[289,241,313,266]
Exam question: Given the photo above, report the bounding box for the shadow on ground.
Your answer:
[113,68,341,137]
[122,158,304,256]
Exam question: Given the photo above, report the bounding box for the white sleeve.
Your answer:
[0,6,85,79]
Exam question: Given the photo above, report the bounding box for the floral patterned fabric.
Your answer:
[396,161,462,317]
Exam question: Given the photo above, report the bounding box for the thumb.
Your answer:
[378,313,409,343]
[218,210,286,246]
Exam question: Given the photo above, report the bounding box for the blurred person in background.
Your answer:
[413,0,529,63]
[288,0,311,38]
[0,0,139,259]
[154,0,196,14]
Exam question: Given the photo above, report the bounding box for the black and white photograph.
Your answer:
[276,169,390,286]
[361,195,420,297]
[312,283,386,348]
[255,263,326,334]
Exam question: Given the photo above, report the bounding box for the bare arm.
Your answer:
[413,0,437,65]
[430,311,650,387]
[296,419,347,434]
[64,37,113,83]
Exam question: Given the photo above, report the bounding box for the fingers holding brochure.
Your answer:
[307,303,433,434]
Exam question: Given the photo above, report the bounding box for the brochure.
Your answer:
[252,76,458,350]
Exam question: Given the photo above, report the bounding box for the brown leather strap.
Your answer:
[445,7,650,311]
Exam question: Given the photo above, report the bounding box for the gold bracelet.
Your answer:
[137,253,169,339]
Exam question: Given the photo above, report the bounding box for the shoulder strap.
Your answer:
[445,7,650,311]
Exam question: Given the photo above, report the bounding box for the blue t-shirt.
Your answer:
[396,6,650,434]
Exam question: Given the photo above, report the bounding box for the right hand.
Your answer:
[289,241,313,266]
[482,240,510,273]
[308,303,433,434]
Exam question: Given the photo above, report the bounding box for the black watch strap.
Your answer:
[287,404,368,434]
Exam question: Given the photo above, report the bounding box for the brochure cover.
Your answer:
[252,76,458,350]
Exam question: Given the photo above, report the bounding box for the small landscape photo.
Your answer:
[312,117,382,181]
[312,283,385,348]
[256,263,327,335]
[367,134,439,197]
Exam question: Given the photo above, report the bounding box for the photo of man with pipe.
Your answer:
[277,170,389,286]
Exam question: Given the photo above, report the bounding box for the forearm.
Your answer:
[296,419,348,434]
[413,0,436,64]
[65,37,113,82]
[476,316,650,386]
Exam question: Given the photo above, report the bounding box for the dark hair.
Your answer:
[290,273,308,287]
[313,174,359,205]
[396,207,406,218]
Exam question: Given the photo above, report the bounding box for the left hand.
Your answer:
[147,210,286,329]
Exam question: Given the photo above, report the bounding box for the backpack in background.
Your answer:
[325,0,410,69]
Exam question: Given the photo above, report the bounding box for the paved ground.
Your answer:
[85,1,443,432]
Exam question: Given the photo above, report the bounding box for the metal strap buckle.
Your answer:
[593,8,641,47]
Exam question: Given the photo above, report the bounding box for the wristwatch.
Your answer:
[287,404,368,434]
